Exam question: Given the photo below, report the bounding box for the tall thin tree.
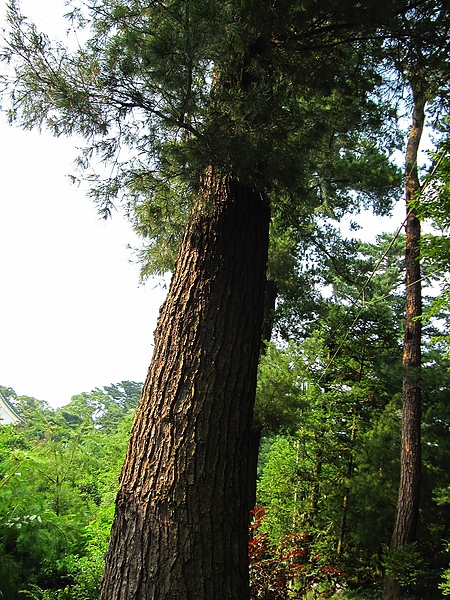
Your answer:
[381,2,450,595]
[383,81,425,600]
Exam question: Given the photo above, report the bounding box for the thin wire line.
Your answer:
[317,218,406,385]
[316,150,447,384]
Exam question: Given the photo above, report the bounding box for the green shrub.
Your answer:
[381,543,426,589]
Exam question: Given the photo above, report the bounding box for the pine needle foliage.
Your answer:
[1,0,404,274]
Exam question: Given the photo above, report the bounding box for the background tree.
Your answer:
[379,3,450,597]
[0,382,139,600]
[254,229,450,596]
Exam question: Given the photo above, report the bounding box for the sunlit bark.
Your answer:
[383,85,425,600]
[100,174,270,600]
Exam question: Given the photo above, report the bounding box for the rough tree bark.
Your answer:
[248,279,279,512]
[99,173,270,600]
[382,86,425,600]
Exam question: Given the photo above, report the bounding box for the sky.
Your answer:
[0,119,168,407]
[0,0,408,408]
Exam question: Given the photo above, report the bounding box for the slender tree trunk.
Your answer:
[248,424,262,513]
[383,87,425,600]
[99,173,270,600]
[338,343,365,556]
[337,409,359,556]
[396,96,424,544]
[261,279,278,351]
[247,279,279,512]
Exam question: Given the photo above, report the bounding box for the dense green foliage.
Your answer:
[0,383,140,599]
[253,235,450,598]
[1,236,450,599]
[1,0,405,277]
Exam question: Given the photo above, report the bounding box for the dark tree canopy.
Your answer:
[2,0,405,273]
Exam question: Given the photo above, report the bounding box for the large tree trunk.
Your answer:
[382,87,425,600]
[99,173,270,600]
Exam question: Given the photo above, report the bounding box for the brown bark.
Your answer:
[247,279,278,513]
[382,88,425,600]
[99,174,270,600]
[261,279,278,351]
[337,409,359,556]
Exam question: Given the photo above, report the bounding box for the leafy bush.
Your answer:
[440,572,450,597]
[381,543,426,589]
[20,552,104,600]
[249,506,346,599]
[439,542,450,596]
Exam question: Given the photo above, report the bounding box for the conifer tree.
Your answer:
[0,1,430,598]
[380,4,450,597]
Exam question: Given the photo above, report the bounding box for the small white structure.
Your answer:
[0,390,24,425]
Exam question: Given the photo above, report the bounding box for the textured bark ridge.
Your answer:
[393,91,425,550]
[383,90,425,600]
[100,176,270,600]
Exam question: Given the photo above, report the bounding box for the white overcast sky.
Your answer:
[0,119,168,407]
[0,0,409,408]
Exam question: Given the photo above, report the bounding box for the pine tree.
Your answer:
[380,3,450,597]
[1,1,429,597]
